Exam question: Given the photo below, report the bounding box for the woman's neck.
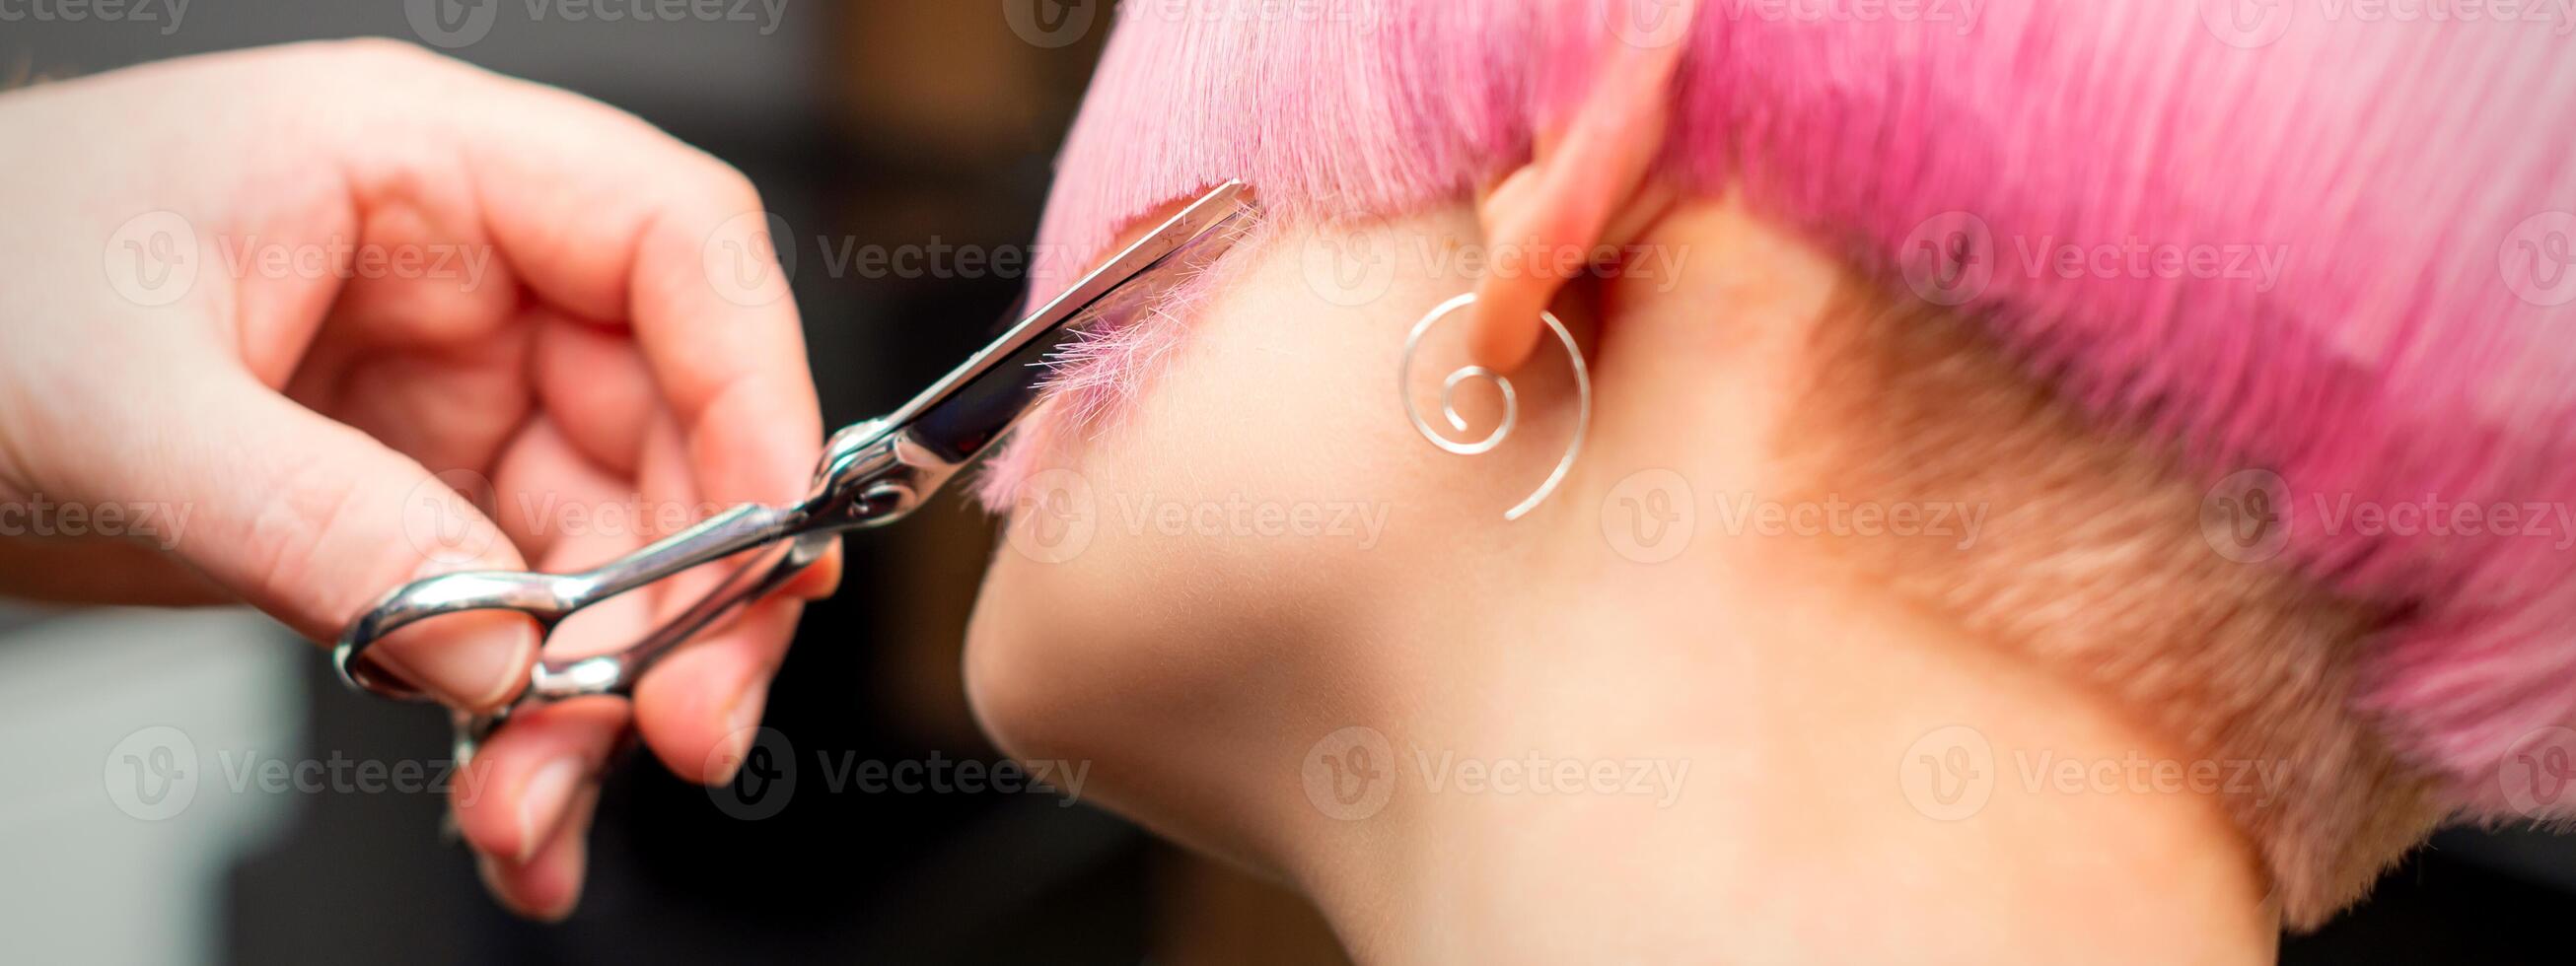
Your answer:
[1274,200,2277,962]
[1283,553,2278,964]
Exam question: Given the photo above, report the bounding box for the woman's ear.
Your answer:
[1467,4,1693,372]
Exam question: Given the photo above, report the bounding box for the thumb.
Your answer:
[63,374,538,711]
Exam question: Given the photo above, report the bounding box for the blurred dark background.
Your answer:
[0,2,2566,963]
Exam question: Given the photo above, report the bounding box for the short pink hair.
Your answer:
[1010,0,2576,862]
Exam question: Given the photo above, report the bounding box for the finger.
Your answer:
[488,415,632,565]
[627,413,806,785]
[413,69,825,516]
[451,695,626,871]
[293,310,534,484]
[453,450,651,879]
[632,595,803,786]
[532,308,658,478]
[474,772,603,923]
[394,67,844,609]
[529,311,839,603]
[505,420,663,672]
[51,371,537,710]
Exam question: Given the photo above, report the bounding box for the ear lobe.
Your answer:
[1466,8,1693,372]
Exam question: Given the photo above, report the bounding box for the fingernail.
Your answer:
[799,556,842,601]
[474,851,508,903]
[379,614,538,711]
[713,677,769,784]
[537,788,599,924]
[514,758,586,864]
[474,850,579,925]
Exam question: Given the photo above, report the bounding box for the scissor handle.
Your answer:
[333,501,808,701]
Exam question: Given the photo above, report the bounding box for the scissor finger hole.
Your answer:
[348,605,546,709]
[542,586,661,662]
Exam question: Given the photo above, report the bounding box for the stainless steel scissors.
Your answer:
[333,180,1252,760]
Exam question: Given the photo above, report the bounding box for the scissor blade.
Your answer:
[895,180,1254,464]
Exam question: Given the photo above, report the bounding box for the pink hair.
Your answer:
[993,0,2576,823]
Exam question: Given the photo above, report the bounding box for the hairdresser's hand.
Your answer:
[0,39,838,919]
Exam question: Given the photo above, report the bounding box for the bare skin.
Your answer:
[0,40,835,919]
[966,198,2277,964]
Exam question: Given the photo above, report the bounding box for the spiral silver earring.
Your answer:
[1397,293,1591,520]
